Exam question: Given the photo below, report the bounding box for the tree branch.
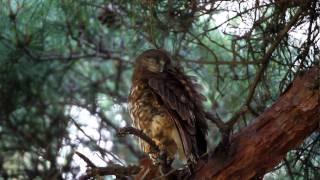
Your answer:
[117,127,173,177]
[76,151,140,180]
[117,126,160,153]
[193,65,320,179]
[227,7,304,129]
[75,151,96,168]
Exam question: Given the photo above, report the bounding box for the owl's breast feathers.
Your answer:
[128,82,184,159]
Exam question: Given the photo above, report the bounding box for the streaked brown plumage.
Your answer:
[128,49,208,163]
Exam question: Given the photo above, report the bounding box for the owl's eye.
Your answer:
[146,58,157,64]
[146,57,164,66]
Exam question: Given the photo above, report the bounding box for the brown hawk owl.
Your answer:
[128,49,208,163]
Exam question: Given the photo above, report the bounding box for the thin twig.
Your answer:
[184,59,261,66]
[205,111,226,130]
[75,151,97,168]
[283,158,294,180]
[226,106,249,127]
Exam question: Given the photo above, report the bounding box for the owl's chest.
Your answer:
[128,84,172,130]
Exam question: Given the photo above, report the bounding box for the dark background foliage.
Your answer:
[0,0,319,179]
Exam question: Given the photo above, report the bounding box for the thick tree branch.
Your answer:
[227,7,304,128]
[193,65,320,179]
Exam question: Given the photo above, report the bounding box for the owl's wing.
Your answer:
[148,68,208,158]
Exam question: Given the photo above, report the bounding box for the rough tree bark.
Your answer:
[193,65,320,179]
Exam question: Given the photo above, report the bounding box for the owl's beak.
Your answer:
[159,59,165,67]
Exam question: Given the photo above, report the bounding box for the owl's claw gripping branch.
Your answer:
[118,127,173,177]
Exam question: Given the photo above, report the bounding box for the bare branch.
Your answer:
[79,164,140,180]
[75,151,96,168]
[117,126,160,153]
[76,151,140,180]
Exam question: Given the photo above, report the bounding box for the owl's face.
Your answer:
[135,49,171,73]
[141,56,166,72]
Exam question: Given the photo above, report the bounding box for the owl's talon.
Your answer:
[149,152,160,165]
[149,150,174,169]
[157,150,174,176]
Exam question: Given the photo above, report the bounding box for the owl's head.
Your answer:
[134,49,171,73]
